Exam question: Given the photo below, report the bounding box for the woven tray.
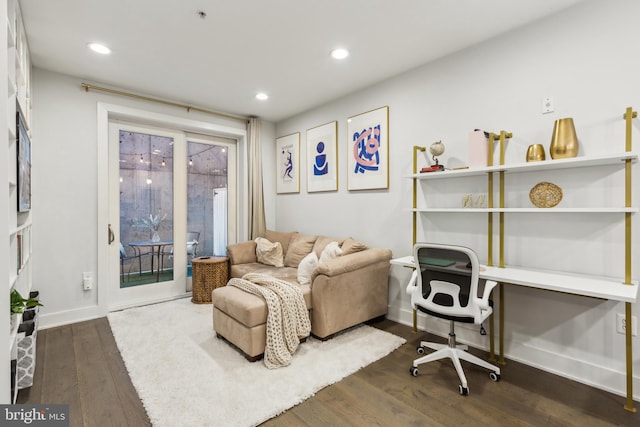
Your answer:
[529,182,563,208]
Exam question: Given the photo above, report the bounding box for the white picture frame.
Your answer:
[306,121,338,193]
[347,106,389,190]
[276,132,300,194]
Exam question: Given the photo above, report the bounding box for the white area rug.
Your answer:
[108,298,406,427]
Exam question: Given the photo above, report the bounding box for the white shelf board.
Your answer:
[413,207,638,213]
[390,256,638,303]
[410,153,638,180]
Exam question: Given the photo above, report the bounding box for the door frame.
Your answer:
[97,103,247,315]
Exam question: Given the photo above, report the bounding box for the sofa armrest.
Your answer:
[311,248,392,281]
[227,241,257,265]
[310,247,392,339]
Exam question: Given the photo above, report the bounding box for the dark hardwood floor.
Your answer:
[18,317,639,426]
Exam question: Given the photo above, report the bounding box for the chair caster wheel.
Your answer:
[489,372,501,382]
[416,345,425,355]
[459,385,469,396]
[409,366,419,377]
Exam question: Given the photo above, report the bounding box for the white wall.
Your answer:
[31,69,270,326]
[274,0,640,399]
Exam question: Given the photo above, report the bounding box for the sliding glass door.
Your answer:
[108,122,237,309]
[108,121,185,310]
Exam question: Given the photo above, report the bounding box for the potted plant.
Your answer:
[10,289,42,331]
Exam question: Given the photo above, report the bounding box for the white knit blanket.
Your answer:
[228,273,311,369]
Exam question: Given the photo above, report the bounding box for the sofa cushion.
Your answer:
[297,252,318,285]
[312,236,345,257]
[284,234,317,267]
[319,241,342,264]
[255,237,284,267]
[341,237,369,255]
[213,281,312,328]
[264,230,297,254]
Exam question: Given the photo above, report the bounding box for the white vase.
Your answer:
[152,231,160,242]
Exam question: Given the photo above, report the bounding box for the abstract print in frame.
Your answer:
[276,132,300,194]
[307,121,338,193]
[347,106,389,190]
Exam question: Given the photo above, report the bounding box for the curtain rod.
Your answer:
[81,83,249,124]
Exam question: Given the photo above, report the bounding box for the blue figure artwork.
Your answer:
[313,141,328,176]
[282,148,293,180]
[352,124,381,174]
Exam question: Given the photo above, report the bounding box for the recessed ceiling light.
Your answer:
[330,48,349,60]
[256,92,269,101]
[88,43,111,55]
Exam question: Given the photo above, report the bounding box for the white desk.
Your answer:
[391,255,639,303]
[391,255,639,411]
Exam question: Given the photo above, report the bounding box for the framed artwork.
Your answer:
[306,121,338,193]
[276,132,300,194]
[347,106,389,190]
[17,110,31,212]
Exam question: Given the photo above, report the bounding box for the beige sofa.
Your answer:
[212,230,392,360]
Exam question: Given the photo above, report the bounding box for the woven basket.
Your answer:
[191,257,229,304]
[529,182,563,208]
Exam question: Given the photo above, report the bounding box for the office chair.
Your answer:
[408,243,500,395]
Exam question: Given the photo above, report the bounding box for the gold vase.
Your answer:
[549,118,579,159]
[526,144,546,162]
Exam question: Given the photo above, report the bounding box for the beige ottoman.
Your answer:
[212,283,312,361]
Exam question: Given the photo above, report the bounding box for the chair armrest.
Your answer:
[477,279,498,310]
[405,270,418,295]
[312,248,392,280]
[226,241,257,265]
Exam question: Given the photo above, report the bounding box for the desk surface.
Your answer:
[391,256,639,303]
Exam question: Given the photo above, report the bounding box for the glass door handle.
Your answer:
[108,224,115,245]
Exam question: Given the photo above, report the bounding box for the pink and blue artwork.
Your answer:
[347,106,389,190]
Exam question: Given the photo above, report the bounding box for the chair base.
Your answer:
[411,330,501,394]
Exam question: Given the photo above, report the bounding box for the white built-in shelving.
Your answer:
[3,0,32,404]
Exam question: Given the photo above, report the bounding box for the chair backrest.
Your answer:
[119,243,126,258]
[186,231,200,255]
[411,243,484,324]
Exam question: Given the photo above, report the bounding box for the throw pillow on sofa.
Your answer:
[341,237,369,255]
[284,234,317,268]
[255,237,284,267]
[319,241,342,264]
[297,252,318,285]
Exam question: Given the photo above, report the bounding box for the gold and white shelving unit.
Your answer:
[397,108,638,412]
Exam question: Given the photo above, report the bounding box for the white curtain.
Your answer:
[247,117,266,239]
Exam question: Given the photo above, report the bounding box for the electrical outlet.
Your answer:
[616,313,638,336]
[82,272,93,291]
[542,96,554,114]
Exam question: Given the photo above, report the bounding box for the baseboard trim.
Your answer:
[37,293,192,330]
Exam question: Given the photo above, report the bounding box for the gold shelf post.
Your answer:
[498,130,511,366]
[487,133,495,267]
[486,133,496,361]
[412,146,426,333]
[623,107,636,413]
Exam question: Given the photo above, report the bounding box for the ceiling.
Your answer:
[20,0,584,123]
